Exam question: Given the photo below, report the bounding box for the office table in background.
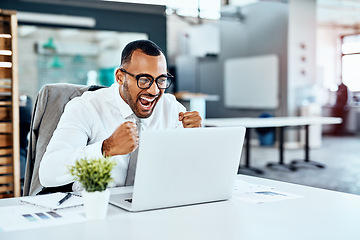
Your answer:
[203,117,342,174]
[174,92,219,120]
[1,175,359,240]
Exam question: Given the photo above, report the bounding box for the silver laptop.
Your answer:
[109,126,246,212]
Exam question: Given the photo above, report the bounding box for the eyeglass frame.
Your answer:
[119,68,173,90]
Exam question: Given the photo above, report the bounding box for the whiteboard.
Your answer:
[224,55,279,109]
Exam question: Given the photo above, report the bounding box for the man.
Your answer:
[332,82,349,135]
[39,40,202,191]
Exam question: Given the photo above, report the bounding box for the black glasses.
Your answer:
[120,68,173,89]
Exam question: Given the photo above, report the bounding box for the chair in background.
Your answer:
[23,83,104,196]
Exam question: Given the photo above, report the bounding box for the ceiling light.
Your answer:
[17,12,96,28]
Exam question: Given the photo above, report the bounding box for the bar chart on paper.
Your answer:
[0,204,86,232]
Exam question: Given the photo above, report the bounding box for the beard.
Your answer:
[122,81,160,119]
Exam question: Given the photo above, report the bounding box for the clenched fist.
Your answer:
[179,111,202,128]
[102,121,139,157]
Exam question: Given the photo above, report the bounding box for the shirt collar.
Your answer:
[112,83,133,119]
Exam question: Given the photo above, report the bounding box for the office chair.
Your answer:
[23,83,105,196]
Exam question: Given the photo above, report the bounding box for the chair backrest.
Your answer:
[23,83,104,196]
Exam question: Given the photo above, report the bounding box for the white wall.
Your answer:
[179,23,220,57]
[167,14,192,65]
[167,14,217,65]
[287,0,317,116]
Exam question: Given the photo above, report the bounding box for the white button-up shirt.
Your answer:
[39,83,186,190]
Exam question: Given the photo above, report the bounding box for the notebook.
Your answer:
[109,126,246,212]
[20,192,83,211]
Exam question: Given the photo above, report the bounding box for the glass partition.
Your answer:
[17,25,148,102]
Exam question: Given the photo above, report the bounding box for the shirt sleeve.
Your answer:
[39,98,104,187]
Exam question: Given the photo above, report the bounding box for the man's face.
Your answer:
[117,50,167,118]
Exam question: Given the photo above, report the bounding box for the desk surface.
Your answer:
[203,116,342,128]
[174,92,220,101]
[1,175,360,240]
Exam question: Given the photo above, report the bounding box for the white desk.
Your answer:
[203,117,342,173]
[1,175,359,240]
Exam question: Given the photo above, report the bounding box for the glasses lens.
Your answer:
[137,76,152,88]
[157,77,172,89]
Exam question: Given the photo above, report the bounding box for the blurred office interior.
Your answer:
[0,0,359,196]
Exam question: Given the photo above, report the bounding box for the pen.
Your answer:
[58,193,72,206]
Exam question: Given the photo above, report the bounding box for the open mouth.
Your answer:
[138,95,157,111]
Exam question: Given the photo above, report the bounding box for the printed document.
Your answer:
[0,204,86,232]
[233,179,303,203]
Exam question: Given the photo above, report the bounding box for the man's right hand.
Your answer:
[102,121,139,157]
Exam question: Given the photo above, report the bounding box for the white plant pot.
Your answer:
[82,189,110,220]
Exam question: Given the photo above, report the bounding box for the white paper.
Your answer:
[0,204,86,232]
[233,179,303,203]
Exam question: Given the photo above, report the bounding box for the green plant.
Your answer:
[68,157,117,192]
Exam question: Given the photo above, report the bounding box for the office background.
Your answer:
[0,0,359,196]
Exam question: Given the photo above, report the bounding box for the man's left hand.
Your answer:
[179,111,202,128]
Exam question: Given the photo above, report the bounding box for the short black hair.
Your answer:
[121,39,163,66]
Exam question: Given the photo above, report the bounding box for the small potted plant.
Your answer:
[68,156,116,220]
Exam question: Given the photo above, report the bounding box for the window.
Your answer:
[341,34,360,91]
